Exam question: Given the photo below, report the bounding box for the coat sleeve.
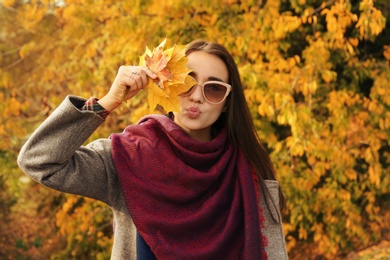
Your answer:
[17,95,122,206]
[262,180,289,260]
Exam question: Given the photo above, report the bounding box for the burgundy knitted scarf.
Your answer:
[111,115,267,259]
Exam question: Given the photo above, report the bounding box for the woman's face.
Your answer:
[173,51,229,142]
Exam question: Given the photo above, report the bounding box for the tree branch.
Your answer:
[309,0,337,17]
[4,58,23,70]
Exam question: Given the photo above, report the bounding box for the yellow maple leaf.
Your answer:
[139,39,196,113]
[146,73,196,114]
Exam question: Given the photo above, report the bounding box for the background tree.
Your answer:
[0,0,388,258]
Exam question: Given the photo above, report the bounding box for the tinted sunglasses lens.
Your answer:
[204,83,228,103]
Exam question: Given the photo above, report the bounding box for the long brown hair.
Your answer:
[186,40,286,221]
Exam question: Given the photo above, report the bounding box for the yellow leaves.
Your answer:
[196,13,219,27]
[222,0,239,4]
[138,39,196,113]
[17,2,47,30]
[288,55,301,67]
[3,96,22,117]
[86,42,99,59]
[273,141,283,154]
[369,70,390,107]
[272,15,301,39]
[1,0,388,257]
[344,168,357,181]
[327,90,343,111]
[56,195,78,236]
[301,8,317,25]
[348,37,359,47]
[146,0,176,16]
[298,226,308,240]
[55,195,111,244]
[286,136,305,156]
[96,4,120,23]
[3,0,16,7]
[19,42,36,59]
[302,38,331,70]
[302,80,318,95]
[368,164,381,187]
[311,223,324,243]
[62,4,81,21]
[379,112,390,130]
[234,37,246,53]
[311,220,343,258]
[273,92,293,110]
[356,0,386,40]
[354,240,390,259]
[1,71,13,88]
[322,0,358,41]
[165,44,192,84]
[321,70,337,83]
[320,0,369,55]
[285,235,296,252]
[257,97,275,118]
[338,189,351,201]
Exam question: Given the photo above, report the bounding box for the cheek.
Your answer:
[178,96,186,109]
[216,101,227,114]
[209,104,226,120]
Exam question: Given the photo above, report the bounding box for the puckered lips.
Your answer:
[187,106,201,119]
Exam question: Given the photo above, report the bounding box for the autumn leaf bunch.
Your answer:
[138,39,196,113]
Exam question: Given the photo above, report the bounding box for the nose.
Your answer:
[189,84,204,103]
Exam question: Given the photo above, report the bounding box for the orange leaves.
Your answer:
[138,39,196,113]
[384,45,390,60]
[55,195,113,252]
[147,53,171,86]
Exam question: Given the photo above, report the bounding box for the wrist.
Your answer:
[97,95,121,112]
[82,97,110,119]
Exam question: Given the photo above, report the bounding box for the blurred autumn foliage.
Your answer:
[1,0,389,259]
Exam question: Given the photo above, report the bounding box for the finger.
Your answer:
[145,67,157,79]
[131,75,141,90]
[124,66,153,90]
[132,72,145,91]
[137,69,149,88]
[131,68,150,90]
[122,71,139,90]
[126,68,142,88]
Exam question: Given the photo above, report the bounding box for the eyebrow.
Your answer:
[189,71,226,83]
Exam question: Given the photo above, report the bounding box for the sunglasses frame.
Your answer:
[181,80,232,104]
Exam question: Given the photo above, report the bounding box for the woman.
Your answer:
[18,40,288,259]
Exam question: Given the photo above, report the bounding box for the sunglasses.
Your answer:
[180,81,232,104]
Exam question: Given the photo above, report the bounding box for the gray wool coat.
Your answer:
[17,96,289,260]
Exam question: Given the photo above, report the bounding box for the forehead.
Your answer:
[186,51,229,83]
